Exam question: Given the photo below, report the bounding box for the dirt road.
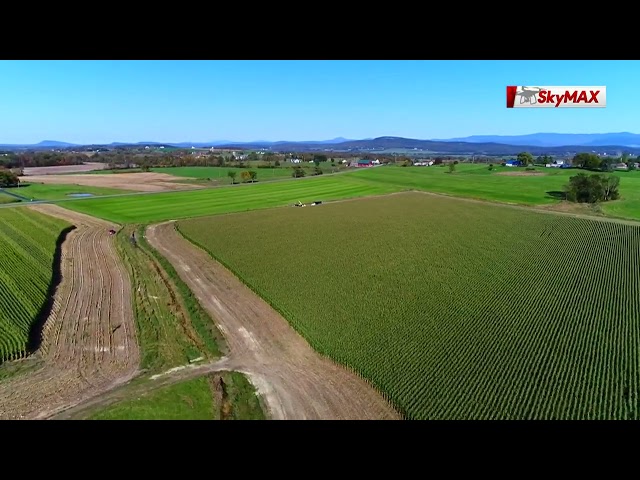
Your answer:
[0,205,139,419]
[146,222,400,420]
[20,172,201,192]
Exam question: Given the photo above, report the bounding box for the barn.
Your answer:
[356,159,374,168]
[505,159,521,167]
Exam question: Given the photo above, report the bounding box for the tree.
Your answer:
[448,163,456,173]
[248,170,257,183]
[314,166,323,175]
[274,160,280,167]
[537,155,553,165]
[600,157,615,172]
[600,174,621,201]
[0,168,19,187]
[292,167,305,178]
[488,164,494,171]
[565,173,620,203]
[227,171,237,184]
[517,152,534,167]
[240,171,251,183]
[572,152,602,170]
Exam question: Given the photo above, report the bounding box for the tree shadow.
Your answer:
[546,191,566,200]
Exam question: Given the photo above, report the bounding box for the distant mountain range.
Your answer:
[0,137,358,149]
[436,132,640,148]
[2,133,640,155]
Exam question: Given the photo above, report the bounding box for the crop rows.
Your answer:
[0,209,70,362]
[178,192,640,419]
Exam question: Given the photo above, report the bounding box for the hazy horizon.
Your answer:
[1,60,637,145]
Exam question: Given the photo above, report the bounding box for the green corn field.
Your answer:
[0,208,70,363]
[178,192,640,419]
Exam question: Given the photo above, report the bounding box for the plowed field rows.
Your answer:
[0,205,139,419]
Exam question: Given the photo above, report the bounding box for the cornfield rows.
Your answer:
[0,209,70,363]
[178,192,640,419]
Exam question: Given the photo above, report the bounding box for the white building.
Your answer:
[545,160,565,168]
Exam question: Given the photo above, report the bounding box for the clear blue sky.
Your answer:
[0,60,637,144]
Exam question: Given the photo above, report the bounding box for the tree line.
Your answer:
[0,152,87,169]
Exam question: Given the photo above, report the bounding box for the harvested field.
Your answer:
[495,171,547,176]
[23,162,108,176]
[19,172,202,193]
[0,205,139,419]
[146,222,399,420]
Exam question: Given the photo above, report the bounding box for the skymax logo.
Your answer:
[538,90,600,107]
[506,86,607,108]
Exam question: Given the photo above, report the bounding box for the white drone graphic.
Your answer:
[516,86,545,104]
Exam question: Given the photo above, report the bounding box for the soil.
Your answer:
[144,222,400,420]
[19,172,202,192]
[23,163,108,176]
[0,205,139,419]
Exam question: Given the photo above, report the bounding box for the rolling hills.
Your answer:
[4,133,640,155]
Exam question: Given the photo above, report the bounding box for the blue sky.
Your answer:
[0,60,637,144]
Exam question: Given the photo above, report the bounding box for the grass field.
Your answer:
[152,166,333,181]
[6,183,127,201]
[0,192,20,204]
[115,226,223,373]
[62,174,402,223]
[177,192,640,419]
[353,164,640,219]
[57,164,640,225]
[0,209,71,363]
[352,164,574,204]
[90,164,344,179]
[90,372,265,420]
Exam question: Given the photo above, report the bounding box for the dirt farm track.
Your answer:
[146,222,399,420]
[0,205,139,419]
[0,205,398,420]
